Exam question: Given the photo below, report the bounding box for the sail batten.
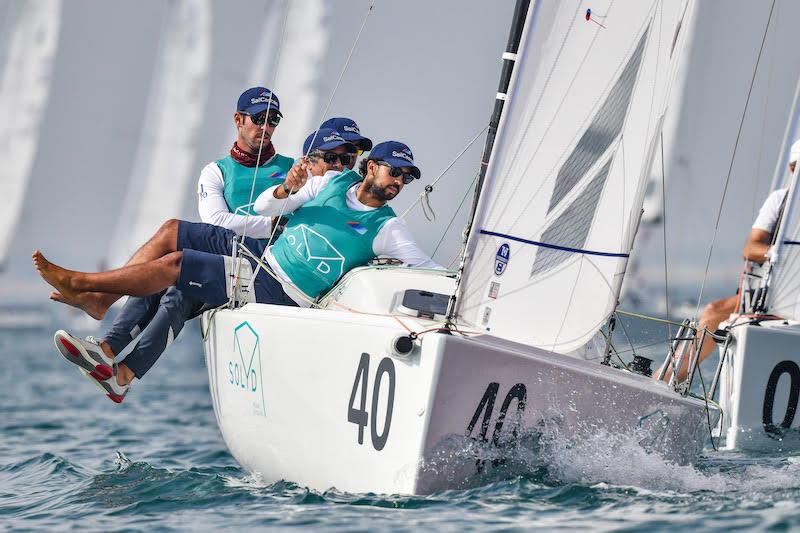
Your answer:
[455,0,690,353]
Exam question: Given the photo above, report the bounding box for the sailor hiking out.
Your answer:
[33,141,440,403]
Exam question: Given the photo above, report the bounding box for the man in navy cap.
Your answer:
[319,117,372,169]
[33,140,440,402]
[197,87,294,238]
[40,87,294,401]
[34,134,438,402]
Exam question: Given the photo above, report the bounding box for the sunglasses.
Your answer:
[309,150,354,167]
[376,161,416,184]
[242,110,281,127]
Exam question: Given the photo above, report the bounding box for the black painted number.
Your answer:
[348,353,396,450]
[763,360,800,435]
[466,382,527,470]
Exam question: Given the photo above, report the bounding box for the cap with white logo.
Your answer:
[237,87,282,117]
[303,128,357,154]
[369,141,421,180]
[320,117,373,151]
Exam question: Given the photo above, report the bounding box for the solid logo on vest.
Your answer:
[285,224,345,276]
[494,243,510,276]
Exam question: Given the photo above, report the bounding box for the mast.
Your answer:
[446,0,532,321]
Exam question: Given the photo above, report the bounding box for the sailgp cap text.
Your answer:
[369,141,421,179]
[303,128,357,154]
[320,117,373,151]
[237,87,282,117]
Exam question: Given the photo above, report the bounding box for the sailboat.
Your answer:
[0,0,61,270]
[713,82,800,451]
[202,0,718,495]
[107,0,211,267]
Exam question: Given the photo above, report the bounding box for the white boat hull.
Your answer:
[718,320,800,451]
[202,268,716,494]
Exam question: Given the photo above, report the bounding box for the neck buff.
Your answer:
[231,141,276,167]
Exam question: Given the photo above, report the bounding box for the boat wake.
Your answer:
[417,422,800,496]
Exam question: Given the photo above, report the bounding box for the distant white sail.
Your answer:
[455,0,690,353]
[270,0,329,157]
[107,0,211,266]
[0,0,61,269]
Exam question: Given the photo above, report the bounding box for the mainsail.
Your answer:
[106,0,211,266]
[0,0,61,269]
[455,0,690,353]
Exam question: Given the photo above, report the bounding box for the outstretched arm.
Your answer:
[742,228,772,264]
[373,218,445,269]
[253,163,333,216]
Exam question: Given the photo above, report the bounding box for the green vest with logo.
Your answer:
[216,153,294,215]
[271,170,396,298]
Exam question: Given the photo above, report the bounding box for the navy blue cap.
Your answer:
[303,128,356,154]
[237,87,282,116]
[369,141,421,179]
[320,117,373,151]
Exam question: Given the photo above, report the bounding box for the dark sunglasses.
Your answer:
[242,110,281,127]
[309,150,354,167]
[376,161,416,184]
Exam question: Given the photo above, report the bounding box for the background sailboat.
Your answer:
[0,0,62,271]
[107,0,212,266]
[625,0,800,317]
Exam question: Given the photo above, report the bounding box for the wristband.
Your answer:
[282,182,298,195]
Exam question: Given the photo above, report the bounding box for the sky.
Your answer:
[1,0,798,319]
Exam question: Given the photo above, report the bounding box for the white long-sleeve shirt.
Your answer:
[253,171,443,305]
[196,161,275,238]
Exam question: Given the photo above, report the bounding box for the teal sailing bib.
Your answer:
[271,170,396,298]
[217,153,294,215]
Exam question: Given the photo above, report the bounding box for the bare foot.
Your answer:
[32,250,80,302]
[50,291,110,321]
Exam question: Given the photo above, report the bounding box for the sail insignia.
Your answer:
[547,26,649,214]
[531,158,613,276]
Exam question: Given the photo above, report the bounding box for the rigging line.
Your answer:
[616,309,693,329]
[400,124,489,219]
[432,171,479,259]
[240,0,291,244]
[693,0,776,318]
[615,312,638,360]
[304,0,375,161]
[660,132,671,338]
[262,0,375,251]
[244,0,375,291]
[227,1,292,304]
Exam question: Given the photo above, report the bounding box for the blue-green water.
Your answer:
[3,320,800,531]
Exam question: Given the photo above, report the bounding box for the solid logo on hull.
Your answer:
[228,321,266,417]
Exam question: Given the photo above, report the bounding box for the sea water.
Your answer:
[3,319,800,531]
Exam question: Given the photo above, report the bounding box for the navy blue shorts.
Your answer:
[176,221,297,308]
[177,221,266,257]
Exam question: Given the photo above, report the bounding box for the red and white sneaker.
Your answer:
[53,330,130,403]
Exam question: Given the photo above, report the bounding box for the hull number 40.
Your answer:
[348,353,396,451]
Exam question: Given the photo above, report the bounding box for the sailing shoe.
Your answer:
[53,330,130,403]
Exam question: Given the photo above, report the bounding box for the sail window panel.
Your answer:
[531,159,612,277]
[547,27,649,214]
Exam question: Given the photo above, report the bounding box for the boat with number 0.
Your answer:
[203,0,719,494]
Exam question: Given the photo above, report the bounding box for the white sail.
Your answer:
[764,77,800,320]
[107,0,211,266]
[455,0,690,353]
[0,0,61,268]
[270,0,329,157]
